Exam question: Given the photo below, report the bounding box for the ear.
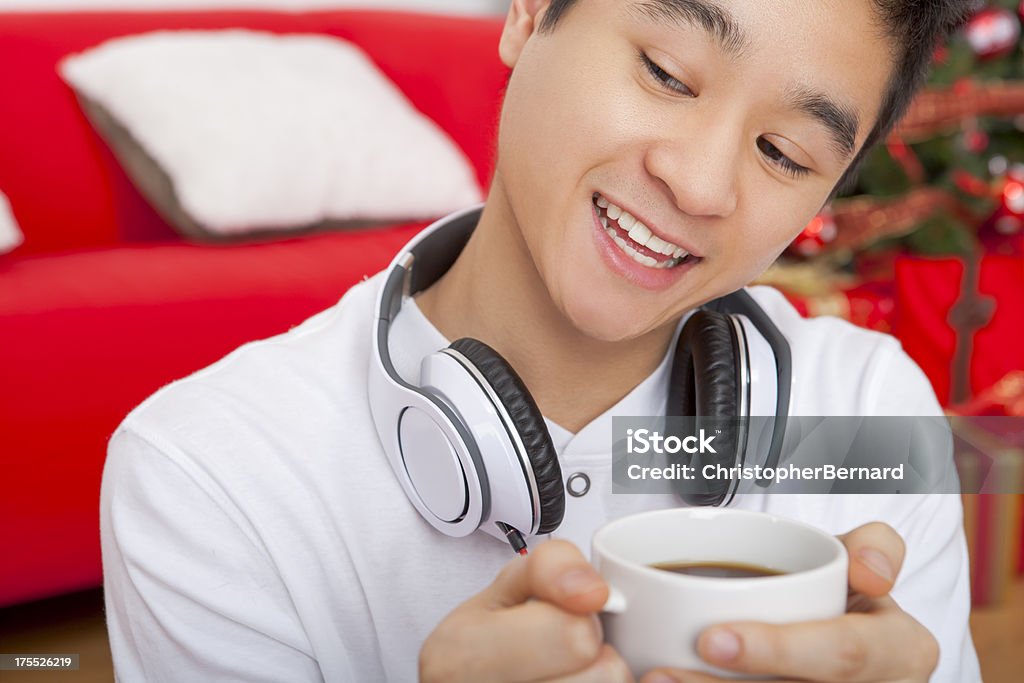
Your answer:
[499,0,553,68]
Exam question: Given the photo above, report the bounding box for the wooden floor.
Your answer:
[1,582,1022,681]
[969,580,1024,682]
[0,590,111,683]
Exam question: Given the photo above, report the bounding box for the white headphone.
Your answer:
[367,206,791,550]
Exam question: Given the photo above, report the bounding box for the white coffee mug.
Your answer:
[592,507,848,678]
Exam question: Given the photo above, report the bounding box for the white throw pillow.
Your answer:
[59,30,483,238]
[0,190,24,254]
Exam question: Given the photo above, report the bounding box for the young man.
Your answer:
[101,1,980,681]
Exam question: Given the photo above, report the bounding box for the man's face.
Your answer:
[494,0,894,342]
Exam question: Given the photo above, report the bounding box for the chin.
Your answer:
[557,285,651,343]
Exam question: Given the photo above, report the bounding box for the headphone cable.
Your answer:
[496,522,528,556]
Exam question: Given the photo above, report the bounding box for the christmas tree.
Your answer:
[772,0,1024,268]
[760,2,1023,404]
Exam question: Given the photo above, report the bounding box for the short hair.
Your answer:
[536,0,976,194]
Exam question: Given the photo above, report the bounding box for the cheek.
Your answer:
[732,201,820,276]
[495,60,576,232]
[497,36,647,193]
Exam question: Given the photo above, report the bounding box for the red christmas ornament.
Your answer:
[978,169,1024,255]
[788,210,838,258]
[964,7,1021,59]
[1004,177,1024,216]
[963,127,990,153]
[999,170,1024,233]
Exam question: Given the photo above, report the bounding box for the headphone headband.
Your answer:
[376,205,480,330]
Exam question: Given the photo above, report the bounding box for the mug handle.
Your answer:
[601,586,627,614]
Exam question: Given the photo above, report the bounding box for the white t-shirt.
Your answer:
[101,265,980,681]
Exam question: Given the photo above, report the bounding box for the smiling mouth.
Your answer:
[592,193,698,270]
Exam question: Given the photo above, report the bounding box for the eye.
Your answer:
[639,51,695,97]
[756,137,810,179]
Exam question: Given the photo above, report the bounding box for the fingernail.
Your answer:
[858,548,895,582]
[644,674,679,683]
[556,568,602,597]
[704,627,741,662]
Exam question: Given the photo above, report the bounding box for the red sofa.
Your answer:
[0,9,508,606]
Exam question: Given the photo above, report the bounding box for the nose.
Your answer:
[643,119,740,219]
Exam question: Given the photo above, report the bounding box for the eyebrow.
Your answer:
[629,0,861,160]
[786,87,860,160]
[628,0,749,57]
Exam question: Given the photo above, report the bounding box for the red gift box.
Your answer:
[894,255,1024,406]
[781,279,896,333]
[951,371,1024,581]
[954,419,1023,605]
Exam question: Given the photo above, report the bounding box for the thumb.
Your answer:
[476,539,610,615]
[839,522,906,598]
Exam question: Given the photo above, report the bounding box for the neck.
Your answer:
[415,181,677,433]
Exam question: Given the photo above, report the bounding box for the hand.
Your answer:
[420,539,635,682]
[639,522,940,683]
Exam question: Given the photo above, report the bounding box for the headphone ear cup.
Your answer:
[669,310,742,506]
[670,310,740,417]
[448,338,565,534]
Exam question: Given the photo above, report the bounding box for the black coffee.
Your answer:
[650,561,785,578]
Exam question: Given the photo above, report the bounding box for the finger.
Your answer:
[421,602,603,683]
[476,539,609,614]
[838,522,905,598]
[542,644,636,683]
[696,606,938,682]
[640,670,793,683]
[482,602,604,680]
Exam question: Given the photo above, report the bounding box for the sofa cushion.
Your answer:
[59,29,483,240]
[0,10,505,256]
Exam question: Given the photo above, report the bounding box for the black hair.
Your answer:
[536,0,977,194]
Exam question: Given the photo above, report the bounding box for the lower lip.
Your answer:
[590,203,698,292]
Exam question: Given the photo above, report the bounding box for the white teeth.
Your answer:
[594,194,693,270]
[611,227,684,269]
[656,239,677,256]
[595,195,685,251]
[627,222,651,246]
[612,234,635,255]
